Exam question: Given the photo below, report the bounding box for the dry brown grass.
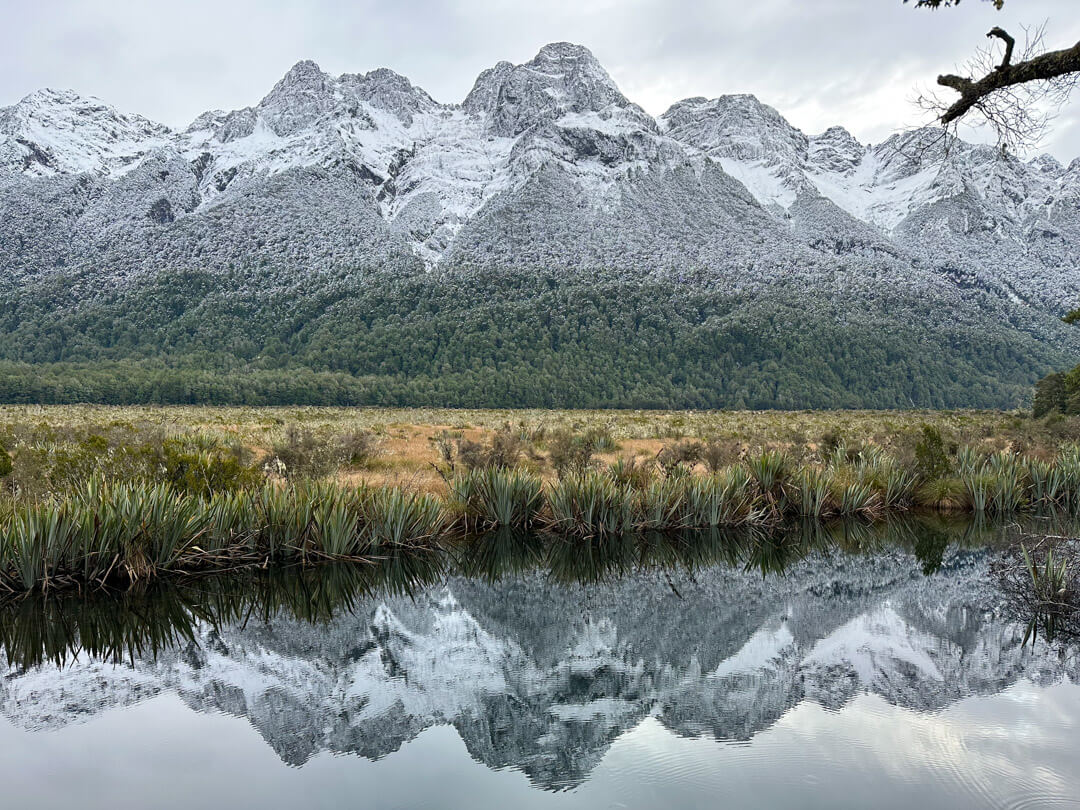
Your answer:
[1,405,1077,489]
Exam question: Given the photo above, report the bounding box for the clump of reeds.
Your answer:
[638,476,689,530]
[607,456,656,490]
[360,487,447,548]
[835,479,880,517]
[1057,445,1080,511]
[547,473,636,538]
[915,476,966,510]
[960,451,1028,514]
[0,478,448,593]
[5,437,1080,594]
[0,479,208,590]
[745,450,792,516]
[1026,458,1064,507]
[684,468,758,527]
[1018,542,1075,645]
[449,467,544,531]
[794,467,831,518]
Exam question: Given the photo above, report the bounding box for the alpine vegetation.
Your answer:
[0,480,452,593]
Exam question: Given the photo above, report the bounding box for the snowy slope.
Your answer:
[1,41,1076,312]
[661,95,1080,310]
[0,89,172,177]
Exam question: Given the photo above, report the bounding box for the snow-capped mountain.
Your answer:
[2,42,1079,410]
[1,41,1077,310]
[663,98,1080,310]
[1,547,1072,789]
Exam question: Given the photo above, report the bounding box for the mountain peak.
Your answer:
[660,94,807,164]
[5,88,152,124]
[468,42,630,137]
[873,126,956,180]
[15,87,85,108]
[1028,153,1063,177]
[262,59,331,103]
[462,61,515,114]
[531,41,602,66]
[281,59,325,84]
[0,88,171,176]
[256,60,336,137]
[808,126,864,174]
[342,67,437,123]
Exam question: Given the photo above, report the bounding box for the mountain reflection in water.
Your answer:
[1,515,1079,809]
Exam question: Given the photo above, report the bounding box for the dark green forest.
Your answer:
[1034,366,1080,417]
[0,266,1074,408]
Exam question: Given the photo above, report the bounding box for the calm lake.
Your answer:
[2,516,1079,809]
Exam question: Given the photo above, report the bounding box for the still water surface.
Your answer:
[2,517,1079,809]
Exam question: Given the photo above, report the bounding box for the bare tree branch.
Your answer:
[987,26,1014,70]
[937,31,1080,125]
[906,0,1006,9]
[915,23,1080,153]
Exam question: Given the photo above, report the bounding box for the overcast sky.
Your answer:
[3,0,1078,159]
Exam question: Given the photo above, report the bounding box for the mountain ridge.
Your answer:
[1,42,1078,408]
[3,42,1077,290]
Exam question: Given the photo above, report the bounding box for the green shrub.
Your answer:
[915,477,965,508]
[701,438,741,473]
[455,425,524,471]
[547,429,596,478]
[336,430,381,467]
[657,440,704,475]
[819,429,845,454]
[582,426,618,453]
[271,426,339,479]
[1033,372,1067,417]
[914,425,952,481]
[151,439,262,497]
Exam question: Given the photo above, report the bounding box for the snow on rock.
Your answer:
[469,41,650,138]
[0,88,172,176]
[1,43,1078,311]
[711,620,796,678]
[803,603,945,686]
[808,126,865,174]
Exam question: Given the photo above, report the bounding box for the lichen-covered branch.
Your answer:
[938,31,1080,125]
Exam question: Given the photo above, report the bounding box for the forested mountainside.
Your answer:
[2,43,1078,406]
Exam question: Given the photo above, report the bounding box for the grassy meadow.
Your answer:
[2,405,1077,495]
[0,405,1078,595]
